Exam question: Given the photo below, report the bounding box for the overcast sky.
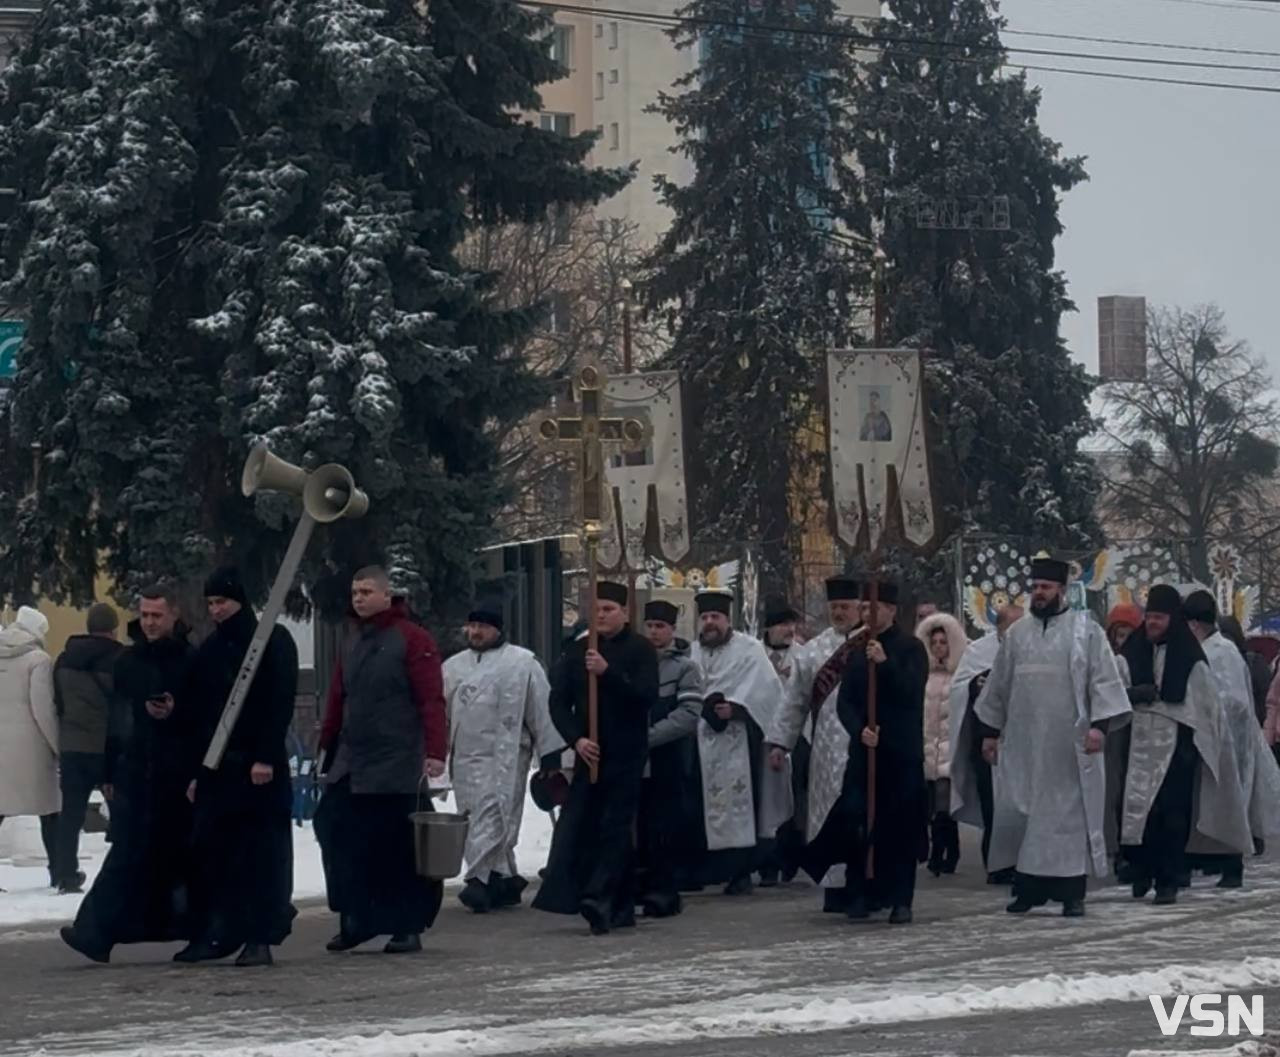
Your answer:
[998,0,1279,375]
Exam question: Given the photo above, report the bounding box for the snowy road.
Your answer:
[5,829,1280,1057]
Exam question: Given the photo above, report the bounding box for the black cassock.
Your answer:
[533,625,659,931]
[804,624,928,910]
[188,609,298,948]
[69,626,198,954]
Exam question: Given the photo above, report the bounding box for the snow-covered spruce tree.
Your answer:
[853,0,1099,548]
[0,0,627,616]
[645,0,869,589]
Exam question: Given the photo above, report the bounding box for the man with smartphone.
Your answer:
[61,584,198,964]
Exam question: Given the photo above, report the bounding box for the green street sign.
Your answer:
[0,320,23,380]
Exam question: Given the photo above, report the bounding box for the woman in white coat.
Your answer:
[0,606,60,886]
[917,612,969,877]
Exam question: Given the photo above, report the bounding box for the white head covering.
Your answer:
[15,605,49,642]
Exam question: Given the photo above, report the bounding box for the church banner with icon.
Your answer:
[827,349,937,554]
[600,370,690,572]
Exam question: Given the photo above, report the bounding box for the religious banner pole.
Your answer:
[826,337,940,883]
[537,363,650,784]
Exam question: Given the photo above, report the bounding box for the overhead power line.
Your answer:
[1003,27,1280,60]
[524,1,1280,94]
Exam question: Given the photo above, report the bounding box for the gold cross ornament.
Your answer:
[535,363,650,530]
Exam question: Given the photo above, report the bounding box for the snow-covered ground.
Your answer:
[0,789,555,929]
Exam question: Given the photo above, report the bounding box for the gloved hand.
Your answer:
[1127,684,1158,706]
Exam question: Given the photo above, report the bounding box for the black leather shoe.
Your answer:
[1153,887,1178,906]
[384,933,422,954]
[326,930,374,952]
[845,896,869,920]
[988,867,1016,885]
[58,871,87,895]
[723,875,753,896]
[888,906,913,925]
[757,867,779,888]
[1006,897,1034,914]
[1217,873,1243,889]
[1062,899,1085,918]
[235,944,273,967]
[1131,877,1152,900]
[173,941,234,964]
[60,926,110,964]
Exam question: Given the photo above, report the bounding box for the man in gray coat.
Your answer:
[315,567,447,955]
[637,600,703,916]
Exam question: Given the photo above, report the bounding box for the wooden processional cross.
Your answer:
[536,363,650,782]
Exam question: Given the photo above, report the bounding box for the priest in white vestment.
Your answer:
[444,600,563,914]
[765,576,865,912]
[1183,590,1280,888]
[970,557,1131,917]
[1117,585,1253,906]
[690,591,791,895]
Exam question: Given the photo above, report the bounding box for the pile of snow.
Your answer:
[52,958,1280,1057]
[0,788,555,929]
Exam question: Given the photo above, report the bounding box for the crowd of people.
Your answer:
[2,553,1279,966]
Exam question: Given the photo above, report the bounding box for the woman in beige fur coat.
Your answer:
[917,612,968,877]
[0,606,59,886]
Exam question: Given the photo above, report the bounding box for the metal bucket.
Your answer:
[411,810,469,880]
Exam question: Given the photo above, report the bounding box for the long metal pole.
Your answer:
[585,525,601,784]
[622,283,638,627]
[865,579,879,880]
[203,512,317,769]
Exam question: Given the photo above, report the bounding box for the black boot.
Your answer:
[723,874,753,896]
[235,944,273,968]
[1006,896,1035,914]
[822,888,848,914]
[1062,899,1086,918]
[1217,870,1244,889]
[757,866,779,888]
[888,905,913,925]
[58,871,87,895]
[458,878,493,914]
[988,866,1016,885]
[845,895,870,920]
[384,933,422,954]
[495,874,528,907]
[580,898,610,935]
[1131,874,1153,900]
[941,819,960,875]
[1153,887,1178,906]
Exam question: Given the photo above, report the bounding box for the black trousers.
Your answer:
[0,813,59,882]
[55,751,106,884]
[844,820,919,909]
[1127,724,1197,890]
[1015,872,1086,905]
[314,778,443,937]
[926,780,960,872]
[969,737,995,868]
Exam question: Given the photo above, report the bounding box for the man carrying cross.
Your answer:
[533,582,659,935]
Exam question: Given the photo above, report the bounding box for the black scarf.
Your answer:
[1120,616,1205,704]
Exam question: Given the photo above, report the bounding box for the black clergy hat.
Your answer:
[597,581,629,606]
[1029,556,1070,585]
[530,770,570,812]
[862,581,900,606]
[644,600,679,627]
[695,591,733,617]
[1146,584,1183,616]
[763,596,799,628]
[1182,590,1217,624]
[825,576,861,602]
[467,597,505,631]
